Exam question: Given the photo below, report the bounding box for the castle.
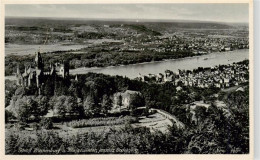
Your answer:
[16,51,69,94]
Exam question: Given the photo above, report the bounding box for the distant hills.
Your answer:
[5,16,248,30]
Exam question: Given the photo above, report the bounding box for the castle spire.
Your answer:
[16,64,20,75]
[24,65,27,74]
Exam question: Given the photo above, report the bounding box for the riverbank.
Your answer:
[5,49,249,80]
[69,49,249,79]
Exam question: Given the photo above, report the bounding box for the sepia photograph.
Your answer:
[1,0,253,159]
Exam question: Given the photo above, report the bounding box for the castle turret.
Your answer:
[59,60,69,78]
[16,64,21,75]
[35,51,44,70]
[24,66,27,74]
[50,63,56,76]
[16,64,23,86]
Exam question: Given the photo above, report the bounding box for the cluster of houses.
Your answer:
[138,61,249,89]
[130,34,248,54]
[6,23,248,55]
[71,24,248,54]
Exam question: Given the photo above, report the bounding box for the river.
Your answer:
[70,49,249,79]
[5,49,249,80]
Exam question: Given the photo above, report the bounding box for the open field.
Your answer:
[5,38,124,55]
[5,44,87,55]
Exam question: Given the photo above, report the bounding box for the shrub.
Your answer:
[40,118,53,129]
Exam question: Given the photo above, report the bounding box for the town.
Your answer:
[6,21,249,55]
[138,60,249,89]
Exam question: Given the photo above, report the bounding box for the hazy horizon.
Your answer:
[5,16,249,25]
[5,4,249,23]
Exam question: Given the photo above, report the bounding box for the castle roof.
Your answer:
[16,73,23,78]
[36,69,42,76]
[22,72,28,77]
[27,67,35,74]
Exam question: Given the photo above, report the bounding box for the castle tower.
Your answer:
[23,66,29,86]
[35,51,44,70]
[24,66,27,74]
[16,64,21,76]
[49,63,56,76]
[16,64,22,86]
[59,60,69,78]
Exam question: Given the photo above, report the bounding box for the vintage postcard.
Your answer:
[0,0,254,160]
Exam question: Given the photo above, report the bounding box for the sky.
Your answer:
[5,4,249,23]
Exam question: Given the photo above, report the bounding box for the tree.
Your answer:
[40,117,53,129]
[117,94,123,112]
[5,110,15,123]
[101,94,112,116]
[43,78,54,96]
[5,80,17,107]
[129,93,145,116]
[68,81,80,98]
[14,87,26,96]
[172,105,190,125]
[52,96,79,118]
[35,96,49,118]
[194,106,207,125]
[53,96,67,118]
[83,94,99,117]
[64,96,78,115]
[15,97,31,122]
[26,97,39,120]
[8,95,49,122]
[54,80,69,96]
[5,132,20,154]
[145,95,156,109]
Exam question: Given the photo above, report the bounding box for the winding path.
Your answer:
[138,107,185,129]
